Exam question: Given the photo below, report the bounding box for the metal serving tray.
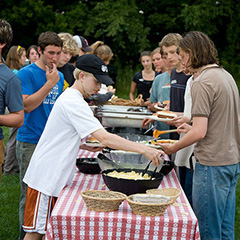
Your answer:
[98,105,152,115]
[96,105,152,128]
[98,112,147,128]
[97,150,163,172]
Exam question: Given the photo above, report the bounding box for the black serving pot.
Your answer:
[160,160,175,176]
[76,158,101,174]
[102,168,164,196]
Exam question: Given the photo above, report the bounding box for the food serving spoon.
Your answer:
[153,129,178,138]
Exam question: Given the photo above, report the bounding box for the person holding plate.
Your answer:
[161,31,240,240]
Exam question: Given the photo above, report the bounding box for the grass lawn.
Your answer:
[0,174,20,240]
[0,126,20,240]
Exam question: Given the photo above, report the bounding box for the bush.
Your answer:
[221,61,240,89]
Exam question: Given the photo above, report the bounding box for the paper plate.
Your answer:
[145,116,174,122]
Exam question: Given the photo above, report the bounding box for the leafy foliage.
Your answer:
[0,0,240,85]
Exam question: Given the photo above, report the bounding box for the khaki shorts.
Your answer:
[0,139,5,184]
[23,187,57,235]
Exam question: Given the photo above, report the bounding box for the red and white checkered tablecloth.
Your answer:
[46,167,200,240]
[77,149,100,159]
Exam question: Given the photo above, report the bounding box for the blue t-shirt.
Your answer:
[16,63,64,144]
[150,71,170,103]
[150,71,171,137]
[0,64,23,140]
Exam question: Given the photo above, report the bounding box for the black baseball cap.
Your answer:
[73,35,93,52]
[75,54,114,85]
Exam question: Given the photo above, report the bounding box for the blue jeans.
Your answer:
[16,140,36,240]
[192,162,240,240]
[179,166,193,206]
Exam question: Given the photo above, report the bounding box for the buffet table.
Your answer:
[46,168,200,240]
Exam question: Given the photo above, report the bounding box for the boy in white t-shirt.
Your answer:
[22,54,164,240]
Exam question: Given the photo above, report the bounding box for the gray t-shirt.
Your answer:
[191,65,240,166]
[0,64,23,140]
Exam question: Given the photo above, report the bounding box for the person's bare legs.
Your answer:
[24,233,43,240]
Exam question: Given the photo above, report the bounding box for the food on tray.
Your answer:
[132,194,170,204]
[127,107,142,112]
[147,139,178,145]
[156,103,165,109]
[105,170,151,180]
[106,94,143,106]
[107,86,113,92]
[86,136,100,143]
[163,100,170,106]
[155,100,170,110]
[155,111,177,119]
[85,137,105,147]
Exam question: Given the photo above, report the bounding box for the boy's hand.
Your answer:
[142,118,154,128]
[158,143,175,155]
[177,123,192,133]
[45,63,60,89]
[171,116,191,127]
[142,146,165,167]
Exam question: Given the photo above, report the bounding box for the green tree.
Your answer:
[179,0,240,85]
[1,0,240,85]
[83,1,151,65]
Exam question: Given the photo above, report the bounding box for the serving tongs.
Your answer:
[141,162,158,180]
[141,161,152,176]
[98,153,116,163]
[141,156,164,179]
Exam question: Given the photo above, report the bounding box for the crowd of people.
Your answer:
[0,18,240,240]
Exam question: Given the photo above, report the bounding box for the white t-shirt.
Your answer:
[23,88,103,197]
[174,76,195,169]
[98,83,108,94]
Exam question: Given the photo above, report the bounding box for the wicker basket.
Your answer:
[126,194,174,217]
[81,190,127,212]
[146,187,181,202]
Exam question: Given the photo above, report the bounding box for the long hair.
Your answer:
[179,31,218,69]
[89,41,113,62]
[5,45,26,70]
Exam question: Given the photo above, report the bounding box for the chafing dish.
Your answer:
[96,105,152,128]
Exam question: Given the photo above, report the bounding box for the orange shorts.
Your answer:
[23,187,57,234]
